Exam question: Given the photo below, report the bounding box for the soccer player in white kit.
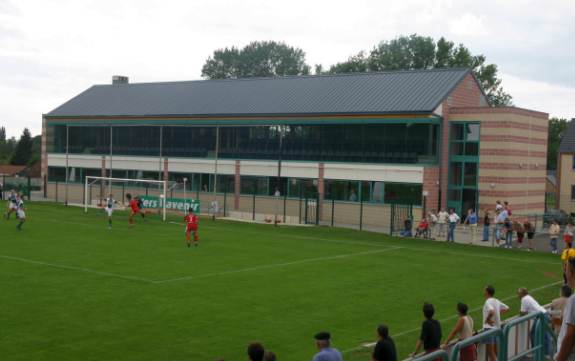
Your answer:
[103,194,116,230]
[5,190,18,220]
[16,194,25,231]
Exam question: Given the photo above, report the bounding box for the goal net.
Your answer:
[84,176,169,221]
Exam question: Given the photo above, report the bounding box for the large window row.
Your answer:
[47,123,439,164]
[47,166,422,205]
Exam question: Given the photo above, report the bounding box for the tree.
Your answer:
[328,34,513,106]
[202,41,311,79]
[547,117,569,170]
[10,128,33,165]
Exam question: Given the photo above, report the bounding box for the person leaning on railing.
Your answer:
[441,303,475,361]
[557,249,575,361]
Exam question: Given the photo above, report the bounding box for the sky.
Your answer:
[0,0,574,138]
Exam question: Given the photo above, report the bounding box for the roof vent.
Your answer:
[112,75,129,85]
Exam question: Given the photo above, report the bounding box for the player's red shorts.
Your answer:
[186,224,198,233]
[131,207,140,214]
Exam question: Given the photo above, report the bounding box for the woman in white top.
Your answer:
[442,303,475,361]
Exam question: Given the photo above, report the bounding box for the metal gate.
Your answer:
[389,203,413,236]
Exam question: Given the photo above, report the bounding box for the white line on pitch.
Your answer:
[0,254,155,284]
[342,280,563,354]
[154,247,404,284]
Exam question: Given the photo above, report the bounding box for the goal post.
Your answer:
[84,176,168,221]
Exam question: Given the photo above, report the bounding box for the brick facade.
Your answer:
[422,166,440,213]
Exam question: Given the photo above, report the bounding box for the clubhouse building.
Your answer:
[42,68,548,220]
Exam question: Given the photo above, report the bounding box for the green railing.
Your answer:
[414,349,450,361]
[499,312,547,361]
[449,328,501,361]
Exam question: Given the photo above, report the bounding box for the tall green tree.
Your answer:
[202,41,311,79]
[548,117,569,170]
[10,128,33,165]
[328,34,513,106]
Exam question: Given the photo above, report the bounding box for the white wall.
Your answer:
[47,154,424,183]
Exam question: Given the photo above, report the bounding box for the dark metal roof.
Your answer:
[559,119,575,153]
[46,68,473,118]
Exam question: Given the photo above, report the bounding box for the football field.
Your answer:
[0,202,563,361]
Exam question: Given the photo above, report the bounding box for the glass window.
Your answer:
[113,126,160,156]
[240,176,268,195]
[448,189,461,202]
[449,162,463,186]
[464,163,477,186]
[371,182,385,203]
[466,124,480,141]
[450,124,465,140]
[325,180,358,201]
[465,143,479,156]
[287,178,317,198]
[268,177,288,196]
[571,185,575,200]
[450,143,464,156]
[48,166,66,182]
[384,183,422,205]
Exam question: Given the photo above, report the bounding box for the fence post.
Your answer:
[55,181,59,202]
[331,198,335,227]
[315,193,320,225]
[27,176,31,200]
[252,180,257,221]
[43,175,47,199]
[359,190,364,231]
[145,183,149,196]
[304,197,308,224]
[283,191,287,223]
[223,184,227,218]
[299,186,303,224]
[2,174,5,199]
[122,184,125,202]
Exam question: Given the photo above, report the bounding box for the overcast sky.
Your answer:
[0,0,574,138]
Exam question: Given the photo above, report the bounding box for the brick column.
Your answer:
[234,160,241,210]
[439,103,450,210]
[318,163,325,221]
[423,167,440,214]
[163,158,169,181]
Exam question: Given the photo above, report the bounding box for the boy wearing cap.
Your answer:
[312,332,342,361]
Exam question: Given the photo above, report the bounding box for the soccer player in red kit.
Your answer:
[126,193,140,227]
[184,208,199,247]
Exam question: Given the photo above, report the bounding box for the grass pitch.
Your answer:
[0,202,563,361]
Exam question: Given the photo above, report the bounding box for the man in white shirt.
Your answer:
[437,209,448,237]
[494,209,508,245]
[447,209,460,243]
[518,287,551,355]
[557,250,575,361]
[483,285,510,361]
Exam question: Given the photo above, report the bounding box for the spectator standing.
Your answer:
[565,222,574,249]
[524,221,535,252]
[514,221,525,249]
[556,249,575,361]
[428,211,438,239]
[447,209,460,243]
[550,221,561,254]
[482,285,510,361]
[437,209,448,237]
[464,209,478,245]
[349,189,358,202]
[495,200,503,213]
[372,324,397,361]
[551,286,573,334]
[442,303,475,361]
[495,208,509,246]
[503,217,514,249]
[312,332,342,361]
[247,342,265,361]
[504,201,512,216]
[518,287,551,353]
[482,210,491,242]
[411,303,442,357]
